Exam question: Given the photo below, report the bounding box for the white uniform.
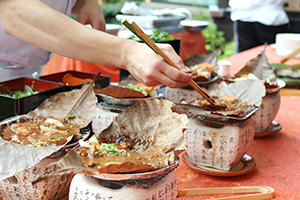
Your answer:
[0,0,77,82]
[229,0,289,26]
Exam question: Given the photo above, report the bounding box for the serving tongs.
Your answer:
[122,19,215,106]
[178,186,275,200]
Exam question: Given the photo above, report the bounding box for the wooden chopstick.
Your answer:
[280,46,300,64]
[122,19,215,105]
[274,63,300,72]
[178,186,275,200]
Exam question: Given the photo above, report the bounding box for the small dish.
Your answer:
[255,120,282,137]
[182,152,256,177]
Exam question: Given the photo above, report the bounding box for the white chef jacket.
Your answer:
[0,0,77,82]
[229,0,289,26]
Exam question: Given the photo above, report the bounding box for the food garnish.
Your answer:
[0,84,39,98]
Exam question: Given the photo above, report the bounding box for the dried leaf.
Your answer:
[176,79,265,121]
[96,99,188,151]
[34,99,189,180]
[184,47,222,72]
[27,84,97,128]
[0,136,65,181]
[235,50,277,85]
[0,84,98,181]
[209,79,266,106]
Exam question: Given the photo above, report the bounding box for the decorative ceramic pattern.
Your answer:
[0,155,74,200]
[69,172,178,200]
[253,91,280,132]
[184,117,255,171]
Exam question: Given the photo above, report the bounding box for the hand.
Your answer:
[124,42,193,88]
[72,0,106,31]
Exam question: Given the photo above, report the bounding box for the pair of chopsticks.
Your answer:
[280,46,300,64]
[178,186,275,200]
[121,19,215,105]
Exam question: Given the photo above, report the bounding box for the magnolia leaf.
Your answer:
[235,49,277,85]
[0,83,98,181]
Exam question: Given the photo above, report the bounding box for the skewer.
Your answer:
[122,19,215,105]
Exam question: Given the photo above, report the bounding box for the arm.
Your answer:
[0,0,192,87]
[72,0,106,31]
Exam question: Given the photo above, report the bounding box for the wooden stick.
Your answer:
[274,63,300,72]
[280,46,300,64]
[122,19,215,105]
[178,186,275,200]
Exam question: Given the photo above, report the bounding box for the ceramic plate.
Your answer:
[182,152,256,177]
[255,120,282,137]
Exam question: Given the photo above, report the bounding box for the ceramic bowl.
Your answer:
[184,116,255,171]
[252,79,285,132]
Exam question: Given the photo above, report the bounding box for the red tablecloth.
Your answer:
[225,45,300,75]
[175,45,300,199]
[176,95,300,199]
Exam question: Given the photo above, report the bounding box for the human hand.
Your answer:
[124,42,193,88]
[72,0,106,31]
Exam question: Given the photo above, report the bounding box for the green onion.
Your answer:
[12,125,18,129]
[55,136,64,141]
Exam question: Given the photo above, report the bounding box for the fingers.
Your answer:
[77,13,105,31]
[90,18,106,31]
[124,42,193,88]
[129,57,192,88]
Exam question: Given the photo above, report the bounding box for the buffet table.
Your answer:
[58,94,300,200]
[175,45,300,199]
[176,95,300,199]
[56,45,300,200]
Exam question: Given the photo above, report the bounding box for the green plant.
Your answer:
[202,24,225,51]
[202,24,234,59]
[218,41,235,60]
